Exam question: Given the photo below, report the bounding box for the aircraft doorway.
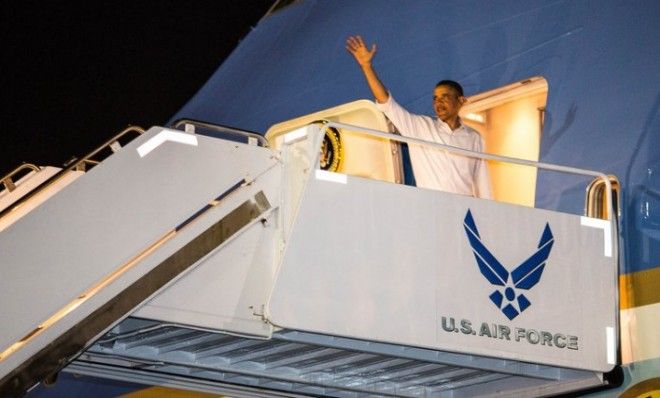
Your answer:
[461,77,548,207]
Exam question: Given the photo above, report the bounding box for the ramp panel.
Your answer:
[72,319,609,398]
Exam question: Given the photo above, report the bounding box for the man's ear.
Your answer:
[458,96,467,107]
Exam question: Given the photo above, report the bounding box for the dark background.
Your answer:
[1,1,273,175]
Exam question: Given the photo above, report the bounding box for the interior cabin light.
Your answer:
[463,112,486,124]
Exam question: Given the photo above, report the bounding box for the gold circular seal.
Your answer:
[318,126,342,172]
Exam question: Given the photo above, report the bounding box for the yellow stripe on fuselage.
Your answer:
[619,266,660,365]
[120,386,226,397]
[620,266,660,309]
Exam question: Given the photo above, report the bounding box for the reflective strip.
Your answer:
[606,326,615,365]
[580,216,612,257]
[137,130,198,158]
[315,169,347,184]
[283,127,308,144]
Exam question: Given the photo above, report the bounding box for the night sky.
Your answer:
[1,1,273,175]
[3,4,273,395]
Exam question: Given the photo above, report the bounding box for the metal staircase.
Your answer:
[0,113,620,397]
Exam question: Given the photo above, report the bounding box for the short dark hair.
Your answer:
[435,80,464,97]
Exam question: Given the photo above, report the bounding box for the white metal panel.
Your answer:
[134,167,281,338]
[267,173,617,372]
[0,127,278,373]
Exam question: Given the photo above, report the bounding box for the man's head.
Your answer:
[433,80,466,125]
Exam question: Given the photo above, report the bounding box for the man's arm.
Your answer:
[346,35,428,141]
[346,36,389,103]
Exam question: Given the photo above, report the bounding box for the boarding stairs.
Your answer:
[0,102,620,397]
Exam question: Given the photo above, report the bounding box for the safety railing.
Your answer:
[301,120,619,258]
[171,118,268,147]
[0,164,40,194]
[66,126,146,172]
[0,126,145,220]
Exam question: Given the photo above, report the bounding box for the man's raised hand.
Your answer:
[346,35,376,67]
[346,35,388,103]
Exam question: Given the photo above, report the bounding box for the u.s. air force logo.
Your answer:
[463,209,554,320]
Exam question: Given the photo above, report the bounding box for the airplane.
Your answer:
[1,1,659,397]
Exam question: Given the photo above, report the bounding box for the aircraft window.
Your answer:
[461,77,548,207]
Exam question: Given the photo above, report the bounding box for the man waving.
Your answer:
[346,35,491,199]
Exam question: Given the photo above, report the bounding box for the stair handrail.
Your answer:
[171,118,268,147]
[316,121,616,220]
[0,164,40,194]
[305,120,619,265]
[0,126,145,220]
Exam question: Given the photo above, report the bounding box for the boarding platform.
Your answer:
[0,102,619,397]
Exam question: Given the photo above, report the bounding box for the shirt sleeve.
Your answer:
[375,94,427,140]
[472,136,493,199]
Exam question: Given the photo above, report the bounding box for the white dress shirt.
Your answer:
[376,95,492,199]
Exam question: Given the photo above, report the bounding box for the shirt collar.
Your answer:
[435,117,466,134]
